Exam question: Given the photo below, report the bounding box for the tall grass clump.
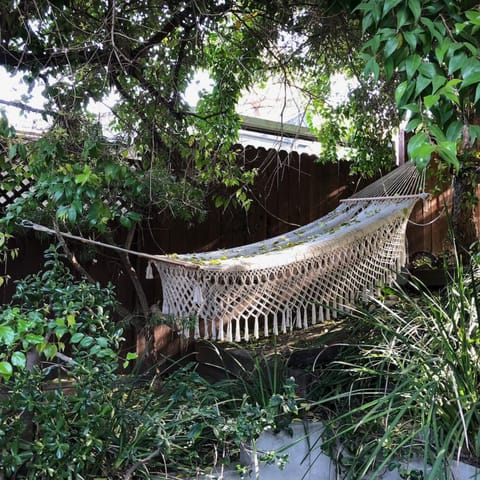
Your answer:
[312,254,480,479]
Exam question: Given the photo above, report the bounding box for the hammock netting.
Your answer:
[152,162,426,342]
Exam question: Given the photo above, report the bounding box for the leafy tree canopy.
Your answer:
[358,0,480,248]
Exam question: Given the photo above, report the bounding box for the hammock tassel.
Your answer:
[226,319,233,343]
[296,307,302,329]
[273,313,278,335]
[244,318,249,342]
[235,318,241,342]
[145,261,154,279]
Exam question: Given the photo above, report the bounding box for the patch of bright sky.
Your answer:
[1,66,354,138]
[1,67,210,133]
[0,69,49,132]
[183,70,214,106]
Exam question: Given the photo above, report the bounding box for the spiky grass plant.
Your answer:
[311,255,480,479]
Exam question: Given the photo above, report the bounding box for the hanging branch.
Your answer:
[0,98,58,118]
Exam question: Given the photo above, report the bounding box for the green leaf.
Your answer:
[362,11,374,33]
[0,361,13,380]
[475,83,480,105]
[68,204,78,223]
[431,75,446,94]
[0,325,15,345]
[384,57,395,81]
[396,6,410,30]
[384,36,400,58]
[461,72,480,90]
[408,0,421,22]
[25,333,44,345]
[120,216,132,228]
[435,39,451,64]
[70,332,84,343]
[406,54,422,79]
[364,56,380,79]
[95,337,109,348]
[17,143,27,160]
[429,125,446,142]
[128,211,141,222]
[468,125,480,145]
[437,141,459,170]
[415,75,431,96]
[420,17,444,42]
[408,132,435,167]
[418,62,436,79]
[405,117,422,132]
[438,81,461,105]
[395,81,409,106]
[424,94,440,109]
[382,0,402,16]
[187,423,204,441]
[8,144,17,159]
[446,121,463,142]
[80,336,94,348]
[465,10,480,26]
[11,351,26,369]
[56,205,69,220]
[448,53,467,75]
[403,30,417,50]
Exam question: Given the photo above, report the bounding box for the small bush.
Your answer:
[313,257,480,479]
[0,246,299,479]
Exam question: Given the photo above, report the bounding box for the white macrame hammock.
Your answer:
[151,162,426,342]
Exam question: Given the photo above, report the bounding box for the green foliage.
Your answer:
[359,0,480,170]
[307,74,399,176]
[0,246,121,383]
[0,258,117,384]
[1,121,207,236]
[312,258,480,479]
[0,248,300,478]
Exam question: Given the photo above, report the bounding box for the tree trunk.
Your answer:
[452,166,479,255]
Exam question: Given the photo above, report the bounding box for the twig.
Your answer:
[122,448,162,480]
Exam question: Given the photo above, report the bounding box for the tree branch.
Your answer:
[106,226,150,320]
[0,98,57,117]
[53,220,96,283]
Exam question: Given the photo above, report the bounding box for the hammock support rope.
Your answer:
[154,162,427,341]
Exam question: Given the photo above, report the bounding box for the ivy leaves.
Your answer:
[359,0,480,170]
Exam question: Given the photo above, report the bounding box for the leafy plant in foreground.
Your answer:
[0,248,301,478]
[312,258,480,479]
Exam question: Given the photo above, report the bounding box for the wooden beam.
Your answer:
[239,115,318,141]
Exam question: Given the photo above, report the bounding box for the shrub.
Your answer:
[0,246,299,478]
[313,257,480,479]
